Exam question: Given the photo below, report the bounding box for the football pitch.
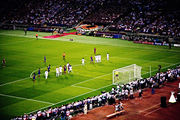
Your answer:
[0,30,180,119]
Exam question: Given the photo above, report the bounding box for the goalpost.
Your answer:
[112,64,142,84]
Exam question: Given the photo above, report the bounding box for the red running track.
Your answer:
[43,32,77,39]
[72,78,180,120]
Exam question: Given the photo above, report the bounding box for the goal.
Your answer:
[112,64,142,84]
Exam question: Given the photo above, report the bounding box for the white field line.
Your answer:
[1,32,180,114]
[149,61,172,65]
[71,85,95,91]
[0,58,176,87]
[1,58,174,88]
[0,93,54,105]
[144,102,173,116]
[144,107,161,116]
[139,103,161,113]
[119,57,172,66]
[1,61,179,87]
[0,33,36,46]
[26,61,180,114]
[27,83,113,114]
[142,61,180,75]
[0,64,82,87]
[0,33,36,39]
[29,64,82,78]
[161,61,180,69]
[1,32,180,53]
[0,39,35,46]
[0,77,29,87]
[72,73,112,86]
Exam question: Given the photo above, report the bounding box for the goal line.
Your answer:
[112,64,142,85]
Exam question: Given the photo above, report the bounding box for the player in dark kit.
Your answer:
[38,68,41,78]
[94,48,96,54]
[169,42,172,49]
[139,89,143,98]
[168,37,173,49]
[24,28,27,35]
[33,73,36,81]
[44,56,46,63]
[64,65,66,74]
[48,64,51,72]
[90,56,94,64]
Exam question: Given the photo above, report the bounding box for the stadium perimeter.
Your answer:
[72,78,180,120]
[0,30,180,119]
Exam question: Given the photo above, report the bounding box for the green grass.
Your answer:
[0,30,180,119]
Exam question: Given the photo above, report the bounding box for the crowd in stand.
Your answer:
[107,0,180,37]
[13,66,180,120]
[83,1,124,25]
[9,0,71,25]
[7,0,105,26]
[108,0,165,31]
[1,0,180,36]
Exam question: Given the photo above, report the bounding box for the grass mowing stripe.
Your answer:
[27,83,113,114]
[0,61,178,107]
[118,57,173,65]
[29,64,82,78]
[0,93,54,105]
[72,73,112,86]
[0,58,172,87]
[0,39,35,46]
[0,64,82,87]
[71,85,95,91]
[1,32,180,53]
[142,61,180,76]
[0,30,179,118]
[27,61,180,114]
[0,57,171,87]
[0,77,29,87]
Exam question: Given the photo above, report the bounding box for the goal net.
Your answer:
[112,64,142,84]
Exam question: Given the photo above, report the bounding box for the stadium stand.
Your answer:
[0,0,179,38]
[107,0,180,37]
[0,0,180,119]
[4,0,106,27]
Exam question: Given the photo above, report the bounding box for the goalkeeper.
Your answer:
[115,71,119,80]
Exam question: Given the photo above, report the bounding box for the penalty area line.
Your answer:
[27,83,113,114]
[29,64,82,78]
[72,73,112,86]
[0,93,54,105]
[0,77,29,87]
[142,61,180,75]
[71,85,95,91]
[0,64,82,87]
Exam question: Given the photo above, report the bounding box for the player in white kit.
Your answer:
[45,70,48,79]
[107,53,109,61]
[56,67,59,77]
[69,64,72,73]
[59,65,62,75]
[82,58,85,65]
